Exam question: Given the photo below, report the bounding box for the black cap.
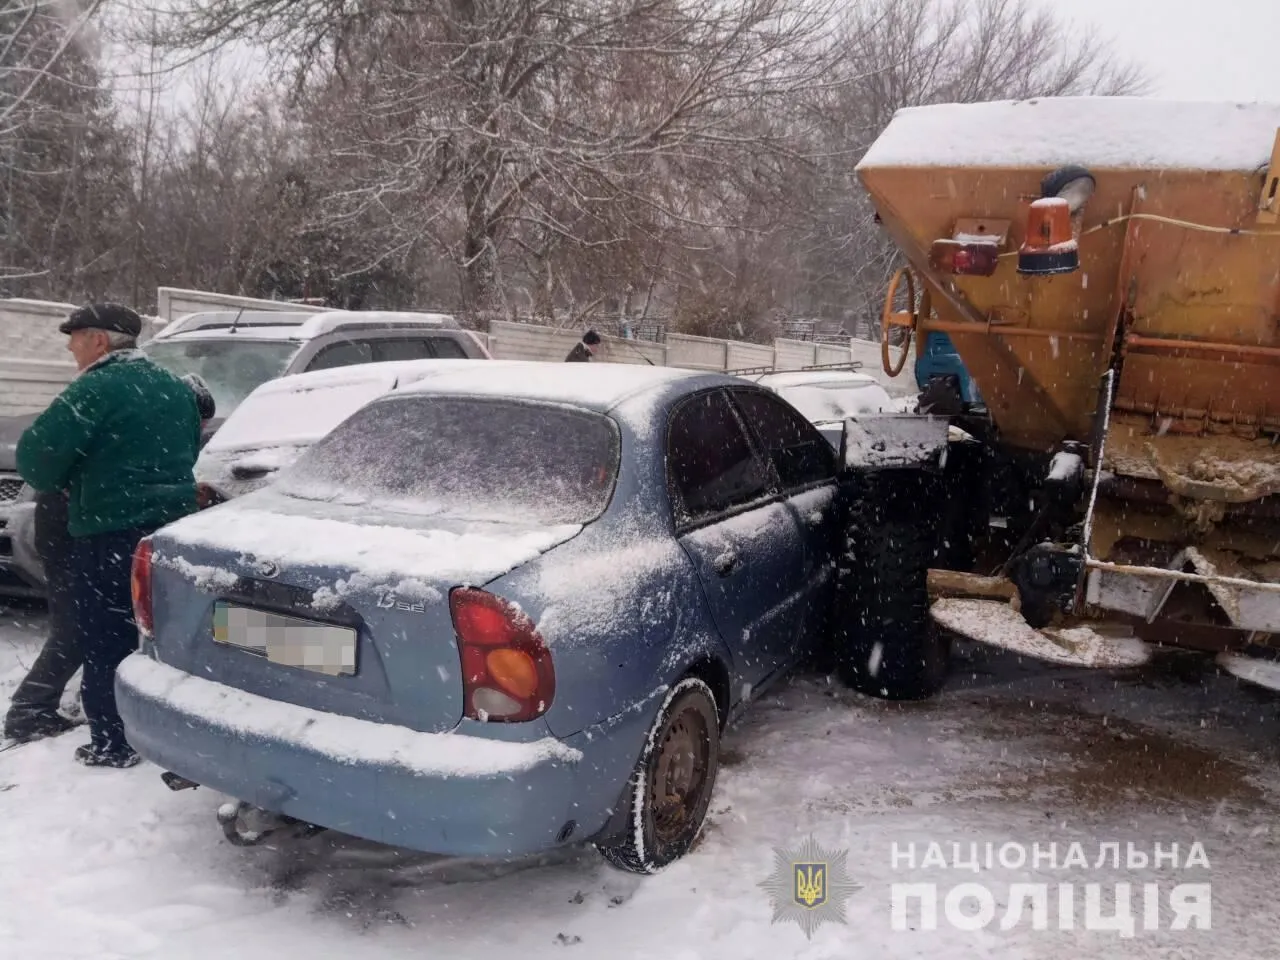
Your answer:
[59,302,143,338]
[582,329,601,346]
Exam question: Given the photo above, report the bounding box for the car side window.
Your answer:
[430,337,468,359]
[372,338,434,362]
[730,388,836,490]
[306,340,374,371]
[666,390,773,524]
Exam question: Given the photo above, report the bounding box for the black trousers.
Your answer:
[3,494,81,736]
[67,526,152,753]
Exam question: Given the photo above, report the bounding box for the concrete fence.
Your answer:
[487,320,915,394]
[0,359,77,417]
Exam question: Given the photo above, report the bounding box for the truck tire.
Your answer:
[833,472,950,699]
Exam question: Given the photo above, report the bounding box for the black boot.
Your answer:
[4,712,76,743]
[73,742,141,768]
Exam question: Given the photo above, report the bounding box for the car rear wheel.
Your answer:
[596,677,720,874]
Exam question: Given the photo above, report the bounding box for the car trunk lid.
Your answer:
[147,494,582,734]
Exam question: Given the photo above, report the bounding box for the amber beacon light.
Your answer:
[1017,164,1095,276]
[1018,197,1080,275]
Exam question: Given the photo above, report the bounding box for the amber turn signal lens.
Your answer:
[486,648,540,700]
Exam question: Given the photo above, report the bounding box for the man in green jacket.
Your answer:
[17,303,201,767]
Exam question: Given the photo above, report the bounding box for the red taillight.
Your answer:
[196,483,226,510]
[929,239,1000,276]
[131,538,154,636]
[449,587,554,722]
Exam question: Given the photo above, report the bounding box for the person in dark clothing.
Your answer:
[2,491,78,741]
[17,303,202,767]
[565,329,601,362]
[2,372,215,745]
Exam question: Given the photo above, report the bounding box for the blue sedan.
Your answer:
[115,361,844,872]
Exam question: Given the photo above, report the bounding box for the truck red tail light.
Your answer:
[929,239,1000,276]
[131,538,154,637]
[450,587,555,722]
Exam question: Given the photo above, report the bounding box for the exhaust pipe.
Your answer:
[160,771,200,791]
[216,800,325,846]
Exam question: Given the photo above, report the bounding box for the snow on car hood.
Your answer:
[158,491,583,586]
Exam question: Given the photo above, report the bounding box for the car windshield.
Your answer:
[278,395,620,525]
[141,339,301,417]
[775,382,892,422]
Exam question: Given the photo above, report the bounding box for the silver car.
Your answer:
[0,414,42,597]
[141,309,491,429]
[753,370,896,446]
[0,311,491,598]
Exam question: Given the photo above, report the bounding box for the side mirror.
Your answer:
[230,463,276,481]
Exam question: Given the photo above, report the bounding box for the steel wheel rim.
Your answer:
[649,705,711,845]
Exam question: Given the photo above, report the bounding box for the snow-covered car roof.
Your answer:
[857,98,1280,171]
[395,360,726,412]
[203,359,531,454]
[153,309,460,342]
[230,357,514,400]
[753,370,895,424]
[154,326,312,343]
[204,359,726,459]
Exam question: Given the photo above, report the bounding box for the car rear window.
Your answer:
[278,395,619,525]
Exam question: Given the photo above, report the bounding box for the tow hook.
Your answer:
[216,801,325,846]
[160,771,200,792]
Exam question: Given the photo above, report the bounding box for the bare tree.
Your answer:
[146,0,840,322]
[100,0,1146,338]
[0,0,105,138]
[0,0,133,295]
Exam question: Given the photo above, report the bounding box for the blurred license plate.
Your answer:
[213,602,356,676]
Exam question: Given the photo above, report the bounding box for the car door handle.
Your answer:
[713,552,739,577]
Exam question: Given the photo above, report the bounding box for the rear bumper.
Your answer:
[116,654,645,857]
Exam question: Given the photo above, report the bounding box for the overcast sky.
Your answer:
[1069,0,1280,100]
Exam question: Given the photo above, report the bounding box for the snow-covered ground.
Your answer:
[4,603,1280,959]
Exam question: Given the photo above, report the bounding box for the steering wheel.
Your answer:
[880,267,928,378]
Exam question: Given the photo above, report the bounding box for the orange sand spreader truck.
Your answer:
[829,98,1280,702]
